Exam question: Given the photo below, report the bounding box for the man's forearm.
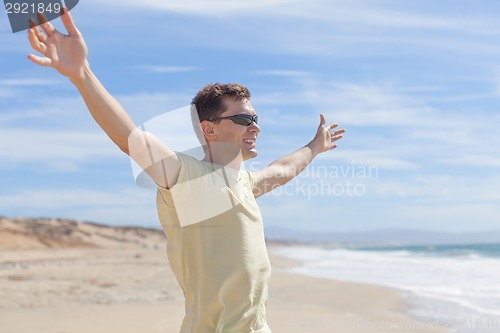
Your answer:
[71,64,136,154]
[252,115,343,198]
[266,140,322,185]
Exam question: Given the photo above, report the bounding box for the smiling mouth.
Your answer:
[242,138,257,147]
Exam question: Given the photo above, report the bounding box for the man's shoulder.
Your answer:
[175,152,204,168]
[175,151,196,162]
[174,152,216,180]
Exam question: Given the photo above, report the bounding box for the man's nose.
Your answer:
[248,122,260,133]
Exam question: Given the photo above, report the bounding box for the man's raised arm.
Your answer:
[27,9,180,189]
[251,114,345,198]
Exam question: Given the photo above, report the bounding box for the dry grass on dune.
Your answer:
[0,216,166,250]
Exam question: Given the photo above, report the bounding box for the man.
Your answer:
[27,9,345,333]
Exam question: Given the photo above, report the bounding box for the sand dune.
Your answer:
[0,216,165,250]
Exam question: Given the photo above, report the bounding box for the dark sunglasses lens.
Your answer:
[232,115,254,126]
[231,115,252,126]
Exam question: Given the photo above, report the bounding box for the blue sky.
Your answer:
[1,0,500,232]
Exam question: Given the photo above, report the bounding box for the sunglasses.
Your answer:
[209,114,258,126]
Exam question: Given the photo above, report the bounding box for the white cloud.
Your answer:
[8,0,489,70]
[437,155,500,168]
[317,150,419,171]
[113,92,193,124]
[373,175,500,203]
[0,188,132,208]
[0,91,192,127]
[255,77,500,172]
[259,198,312,220]
[0,128,121,171]
[91,0,294,17]
[495,67,500,97]
[256,81,438,127]
[257,78,499,134]
[0,187,159,227]
[0,78,63,86]
[135,65,197,73]
[252,70,314,77]
[0,87,16,98]
[0,95,87,125]
[0,90,198,173]
[387,203,500,231]
[90,0,500,36]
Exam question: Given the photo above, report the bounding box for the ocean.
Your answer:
[274,243,500,333]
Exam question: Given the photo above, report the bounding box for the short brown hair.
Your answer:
[191,83,251,122]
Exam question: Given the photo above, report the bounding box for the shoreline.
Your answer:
[267,244,451,333]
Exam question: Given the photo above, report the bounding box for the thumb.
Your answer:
[318,114,326,128]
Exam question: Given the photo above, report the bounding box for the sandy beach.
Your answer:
[0,218,450,333]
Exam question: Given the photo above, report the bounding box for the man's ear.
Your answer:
[200,120,217,141]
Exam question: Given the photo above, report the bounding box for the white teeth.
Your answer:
[243,139,255,143]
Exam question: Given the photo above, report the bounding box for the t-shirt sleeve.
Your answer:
[157,152,191,207]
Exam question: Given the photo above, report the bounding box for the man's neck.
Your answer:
[202,147,243,171]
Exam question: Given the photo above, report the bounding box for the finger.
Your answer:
[60,7,80,36]
[28,29,47,54]
[331,144,338,150]
[326,123,338,131]
[29,19,47,43]
[28,18,37,29]
[331,129,346,135]
[319,114,326,128]
[38,12,56,35]
[27,54,53,67]
[34,27,47,43]
[331,135,343,142]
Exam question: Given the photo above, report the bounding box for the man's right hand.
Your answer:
[27,8,88,82]
[26,8,181,190]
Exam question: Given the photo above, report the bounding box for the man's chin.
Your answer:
[243,149,258,161]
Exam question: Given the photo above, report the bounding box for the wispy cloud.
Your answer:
[0,78,63,86]
[0,187,158,226]
[91,0,292,17]
[373,175,500,202]
[135,65,198,73]
[385,203,500,231]
[256,81,439,127]
[13,2,496,81]
[0,91,192,127]
[0,128,121,171]
[90,0,500,36]
[495,67,500,97]
[252,70,314,77]
[259,198,312,220]
[0,87,16,98]
[253,77,500,173]
[87,0,500,58]
[317,150,419,171]
[437,155,500,168]
[0,91,196,173]
[113,92,193,124]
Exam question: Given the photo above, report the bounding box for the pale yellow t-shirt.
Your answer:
[156,152,272,333]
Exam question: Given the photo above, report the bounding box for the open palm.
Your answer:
[312,114,345,153]
[28,9,88,81]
